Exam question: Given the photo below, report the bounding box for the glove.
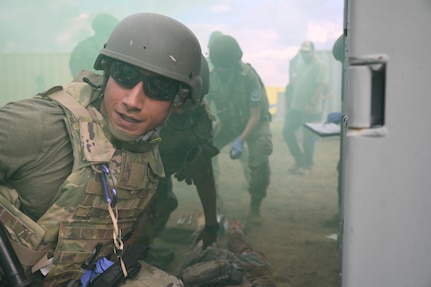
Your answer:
[192,228,218,250]
[229,138,243,160]
[326,112,342,124]
[80,257,114,287]
[192,223,219,249]
[87,243,148,287]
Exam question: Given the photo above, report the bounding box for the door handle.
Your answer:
[345,54,388,130]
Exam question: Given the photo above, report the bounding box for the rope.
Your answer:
[108,202,128,278]
[97,163,128,278]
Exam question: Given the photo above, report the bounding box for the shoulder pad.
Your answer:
[37,85,63,97]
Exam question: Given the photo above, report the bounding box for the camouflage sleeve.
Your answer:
[0,97,73,220]
[180,244,276,286]
[0,99,44,183]
[246,66,266,108]
[181,258,243,286]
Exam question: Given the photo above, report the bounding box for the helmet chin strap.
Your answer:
[107,119,143,142]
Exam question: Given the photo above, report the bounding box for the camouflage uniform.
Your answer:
[151,100,218,238]
[207,62,273,215]
[0,75,184,286]
[179,220,276,287]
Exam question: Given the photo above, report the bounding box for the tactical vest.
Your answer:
[0,80,164,286]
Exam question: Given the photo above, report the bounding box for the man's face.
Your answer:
[100,62,175,138]
[300,50,313,63]
[215,65,237,81]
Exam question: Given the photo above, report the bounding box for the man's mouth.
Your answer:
[119,113,140,123]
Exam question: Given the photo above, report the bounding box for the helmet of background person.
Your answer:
[92,13,118,39]
[300,40,315,52]
[207,30,223,49]
[332,34,345,63]
[209,35,243,68]
[94,12,203,104]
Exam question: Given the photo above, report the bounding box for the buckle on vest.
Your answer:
[100,164,118,208]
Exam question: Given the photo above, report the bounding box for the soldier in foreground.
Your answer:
[0,12,202,287]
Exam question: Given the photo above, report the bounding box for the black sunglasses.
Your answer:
[110,60,180,101]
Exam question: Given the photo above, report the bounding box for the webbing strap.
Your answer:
[0,193,48,268]
[0,205,50,269]
[31,252,52,274]
[48,90,92,120]
[10,239,48,268]
[108,203,128,278]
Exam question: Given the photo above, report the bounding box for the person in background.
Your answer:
[206,30,251,195]
[207,35,273,225]
[283,40,326,175]
[206,30,223,72]
[0,12,202,287]
[69,13,118,76]
[324,34,345,228]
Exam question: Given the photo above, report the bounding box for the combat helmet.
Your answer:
[207,30,223,49]
[175,55,209,112]
[94,12,202,104]
[209,35,243,68]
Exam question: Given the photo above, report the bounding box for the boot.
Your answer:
[247,197,263,226]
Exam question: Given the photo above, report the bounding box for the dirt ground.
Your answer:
[157,120,341,287]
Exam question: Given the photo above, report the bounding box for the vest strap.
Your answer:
[48,89,92,119]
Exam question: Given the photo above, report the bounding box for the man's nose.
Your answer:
[122,81,145,110]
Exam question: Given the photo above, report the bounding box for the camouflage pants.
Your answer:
[213,121,272,200]
[212,145,251,189]
[179,228,276,286]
